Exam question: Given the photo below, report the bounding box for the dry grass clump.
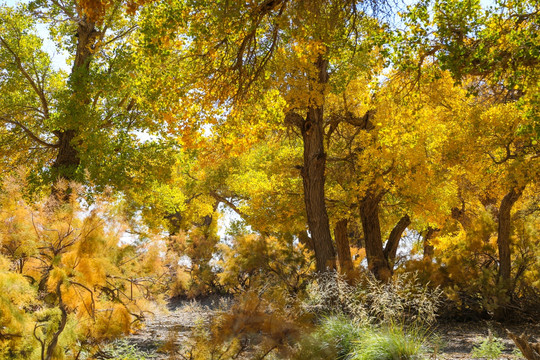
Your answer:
[303,271,441,327]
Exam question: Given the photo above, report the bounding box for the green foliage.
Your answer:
[293,315,363,360]
[0,1,176,196]
[350,326,427,360]
[97,340,153,360]
[471,332,505,360]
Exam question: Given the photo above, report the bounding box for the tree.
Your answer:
[0,1,175,197]
[0,177,167,359]
[141,0,390,272]
[396,0,540,312]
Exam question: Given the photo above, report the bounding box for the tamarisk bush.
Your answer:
[0,178,167,359]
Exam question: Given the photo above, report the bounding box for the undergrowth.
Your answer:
[163,271,441,359]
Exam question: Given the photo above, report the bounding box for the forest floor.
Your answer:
[127,296,540,359]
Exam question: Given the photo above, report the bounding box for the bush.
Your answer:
[302,271,441,327]
[0,179,167,358]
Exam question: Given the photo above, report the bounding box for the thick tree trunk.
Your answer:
[51,129,80,182]
[359,192,391,282]
[299,54,336,272]
[383,214,411,266]
[497,186,524,291]
[334,219,354,280]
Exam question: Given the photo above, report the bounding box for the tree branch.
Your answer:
[383,214,411,264]
[0,35,50,119]
[0,116,58,148]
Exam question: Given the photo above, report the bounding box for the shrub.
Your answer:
[302,271,441,327]
[0,179,167,358]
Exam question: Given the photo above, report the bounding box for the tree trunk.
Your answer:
[383,214,410,266]
[300,54,336,272]
[423,227,437,260]
[497,186,524,292]
[44,282,68,360]
[359,192,391,282]
[51,129,80,182]
[51,18,97,191]
[334,219,354,280]
[451,206,472,231]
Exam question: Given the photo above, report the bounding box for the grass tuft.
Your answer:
[350,326,427,360]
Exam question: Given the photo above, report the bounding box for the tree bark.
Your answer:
[51,129,80,182]
[299,54,336,272]
[451,206,472,231]
[359,192,391,282]
[497,186,524,292]
[423,227,437,260]
[51,18,97,193]
[334,219,354,280]
[44,282,68,360]
[383,214,410,265]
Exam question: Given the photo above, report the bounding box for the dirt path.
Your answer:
[127,295,230,359]
[435,321,540,359]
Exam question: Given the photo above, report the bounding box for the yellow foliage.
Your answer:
[0,178,168,358]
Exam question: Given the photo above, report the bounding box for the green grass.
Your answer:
[97,340,154,360]
[471,333,505,360]
[294,316,428,360]
[293,315,363,360]
[349,325,427,360]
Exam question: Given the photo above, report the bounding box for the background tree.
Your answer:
[140,0,392,272]
[0,1,175,197]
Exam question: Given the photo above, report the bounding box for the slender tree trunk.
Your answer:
[300,54,336,272]
[497,186,524,292]
[422,227,437,260]
[44,282,68,360]
[359,192,391,282]
[334,219,354,280]
[383,214,411,266]
[451,206,472,231]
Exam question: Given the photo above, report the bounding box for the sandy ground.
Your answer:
[127,297,540,359]
[127,295,230,358]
